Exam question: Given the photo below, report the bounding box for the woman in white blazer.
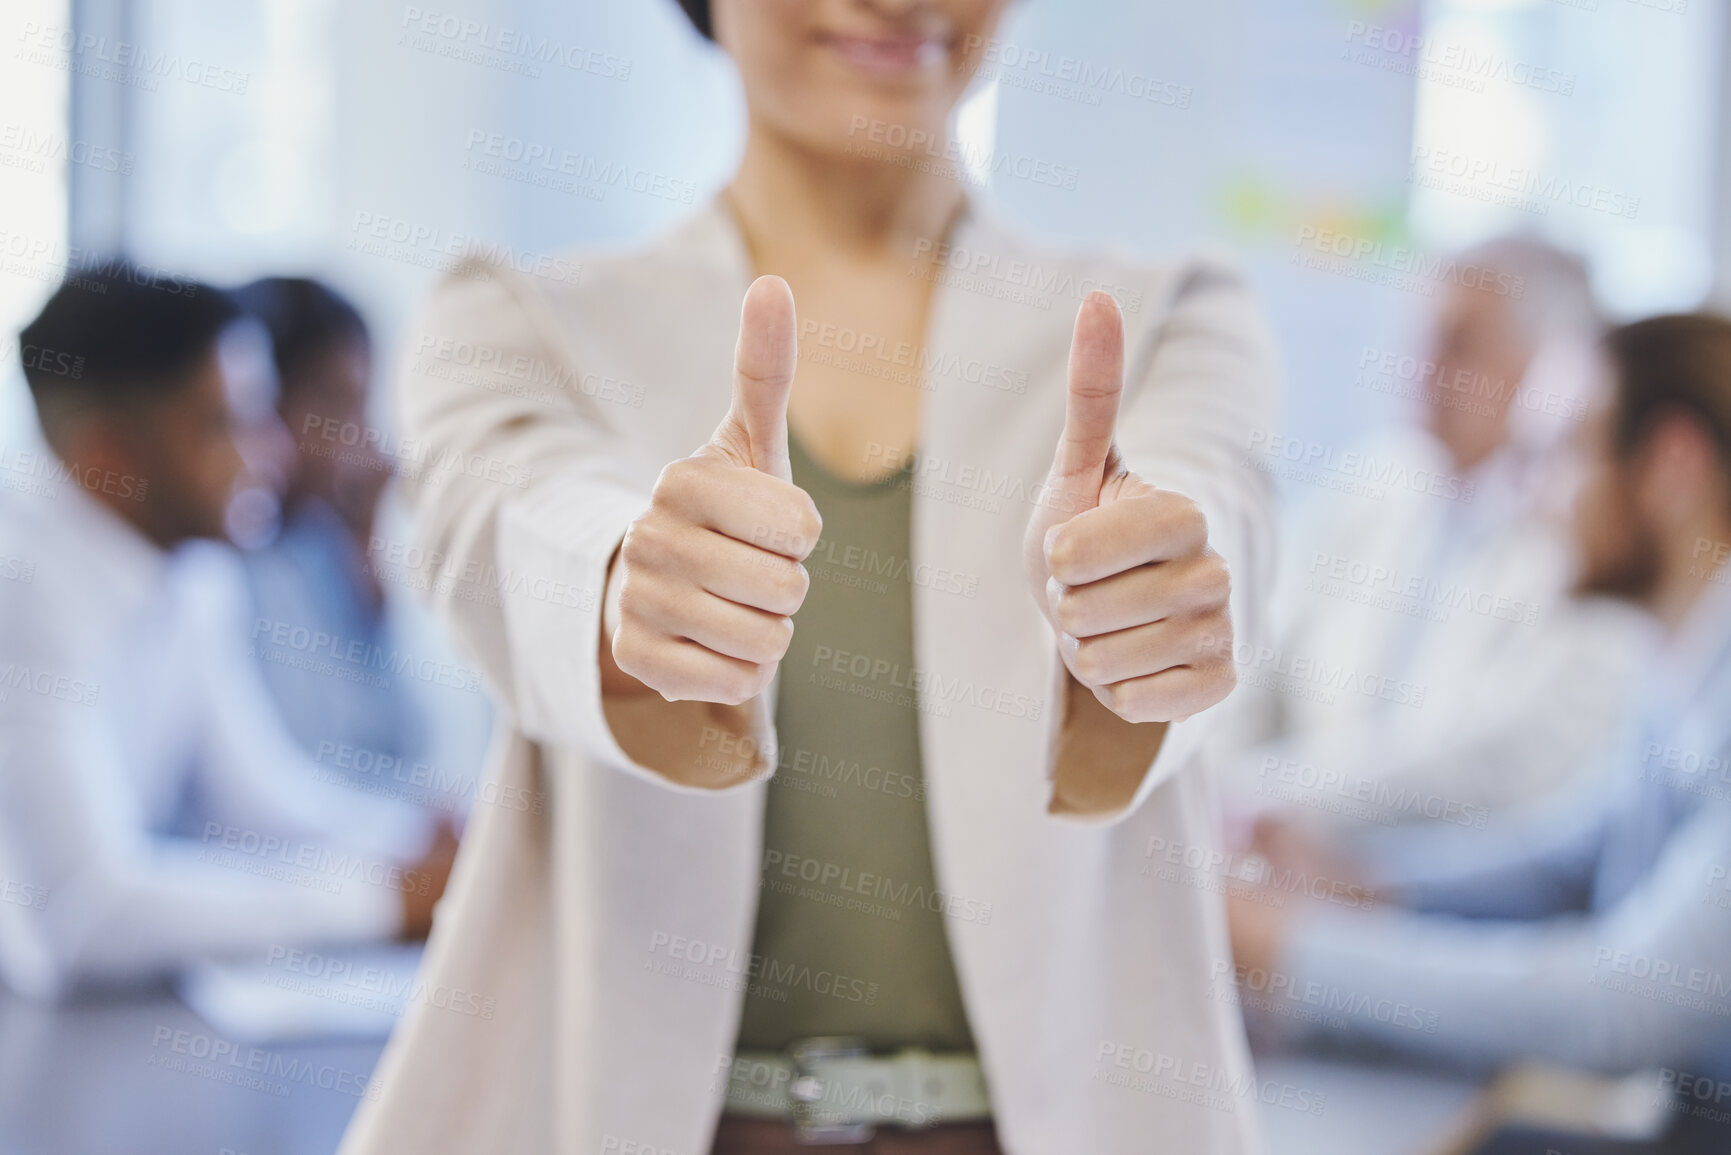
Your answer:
[341,1,1279,1152]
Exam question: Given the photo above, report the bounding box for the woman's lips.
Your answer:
[824,33,946,76]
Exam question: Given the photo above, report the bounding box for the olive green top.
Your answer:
[734,435,975,1052]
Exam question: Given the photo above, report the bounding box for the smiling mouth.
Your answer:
[822,33,947,76]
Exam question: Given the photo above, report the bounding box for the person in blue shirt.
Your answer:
[1229,313,1731,1153]
[234,278,458,812]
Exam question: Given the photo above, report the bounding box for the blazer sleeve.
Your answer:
[1046,256,1281,824]
[392,260,774,792]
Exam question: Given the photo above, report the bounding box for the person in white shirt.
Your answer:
[0,263,455,1001]
[1216,237,1653,836]
[1229,312,1731,1155]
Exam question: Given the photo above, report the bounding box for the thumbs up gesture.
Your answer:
[607,275,821,705]
[1023,292,1236,725]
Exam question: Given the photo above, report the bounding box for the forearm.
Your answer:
[1345,778,1611,918]
[39,846,401,991]
[1047,674,1169,818]
[1282,811,1731,1071]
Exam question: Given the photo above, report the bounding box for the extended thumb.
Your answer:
[726,274,798,480]
[1050,290,1124,491]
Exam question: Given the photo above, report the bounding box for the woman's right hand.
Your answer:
[603,275,822,706]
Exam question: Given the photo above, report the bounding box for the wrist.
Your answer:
[598,543,652,697]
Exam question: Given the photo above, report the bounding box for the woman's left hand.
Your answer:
[1022,291,1237,725]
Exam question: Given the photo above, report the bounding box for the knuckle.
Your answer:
[621,517,666,568]
[614,563,656,613]
[652,459,696,503]
[1177,495,1207,535]
[1052,591,1087,638]
[746,615,794,664]
[755,557,807,616]
[1112,683,1161,725]
[1192,595,1230,635]
[768,614,796,657]
[1159,494,1206,547]
[795,499,823,555]
[1213,663,1239,695]
[718,664,764,706]
[1190,612,1232,658]
[1045,528,1084,582]
[618,519,646,564]
[1182,678,1229,719]
[1197,627,1233,664]
[635,573,686,627]
[785,563,811,609]
[610,629,649,678]
[1071,638,1108,685]
[748,485,820,558]
[1201,608,1234,651]
[1203,554,1232,603]
[1178,558,1230,615]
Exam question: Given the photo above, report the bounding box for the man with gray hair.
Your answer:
[1214,235,1653,839]
[1434,237,1604,469]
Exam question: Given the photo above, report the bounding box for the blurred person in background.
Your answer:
[1229,313,1731,1155]
[0,264,455,1002]
[233,277,447,816]
[342,0,1279,1152]
[1215,237,1653,836]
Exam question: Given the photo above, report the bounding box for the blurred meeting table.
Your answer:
[1258,1049,1486,1155]
[0,983,1484,1155]
[0,984,384,1155]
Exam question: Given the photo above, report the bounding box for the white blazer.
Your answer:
[341,200,1280,1155]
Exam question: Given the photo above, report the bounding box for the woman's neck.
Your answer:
[724,116,966,268]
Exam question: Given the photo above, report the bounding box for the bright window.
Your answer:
[1408,0,1723,316]
[0,0,72,448]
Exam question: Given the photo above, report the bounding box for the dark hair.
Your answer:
[233,277,369,392]
[1604,315,1731,474]
[676,0,712,40]
[19,260,242,407]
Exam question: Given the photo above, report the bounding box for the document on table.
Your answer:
[177,943,426,1044]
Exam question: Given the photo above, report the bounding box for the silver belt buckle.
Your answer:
[789,1036,874,1145]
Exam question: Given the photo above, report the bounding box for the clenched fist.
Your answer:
[1024,291,1236,724]
[606,275,822,706]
